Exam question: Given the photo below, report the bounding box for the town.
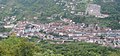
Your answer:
[0,0,119,48]
[0,18,119,48]
[1,0,120,56]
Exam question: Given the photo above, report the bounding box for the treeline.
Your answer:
[0,37,120,56]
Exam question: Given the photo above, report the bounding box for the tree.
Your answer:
[0,37,64,56]
[34,50,63,56]
[0,37,38,56]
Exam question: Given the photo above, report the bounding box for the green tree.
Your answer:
[0,37,38,56]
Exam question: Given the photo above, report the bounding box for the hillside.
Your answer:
[0,0,120,29]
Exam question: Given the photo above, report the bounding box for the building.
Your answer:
[85,4,109,18]
[86,4,101,16]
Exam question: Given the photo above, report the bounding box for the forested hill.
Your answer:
[94,0,120,29]
[0,0,62,21]
[0,0,89,23]
[0,0,120,29]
